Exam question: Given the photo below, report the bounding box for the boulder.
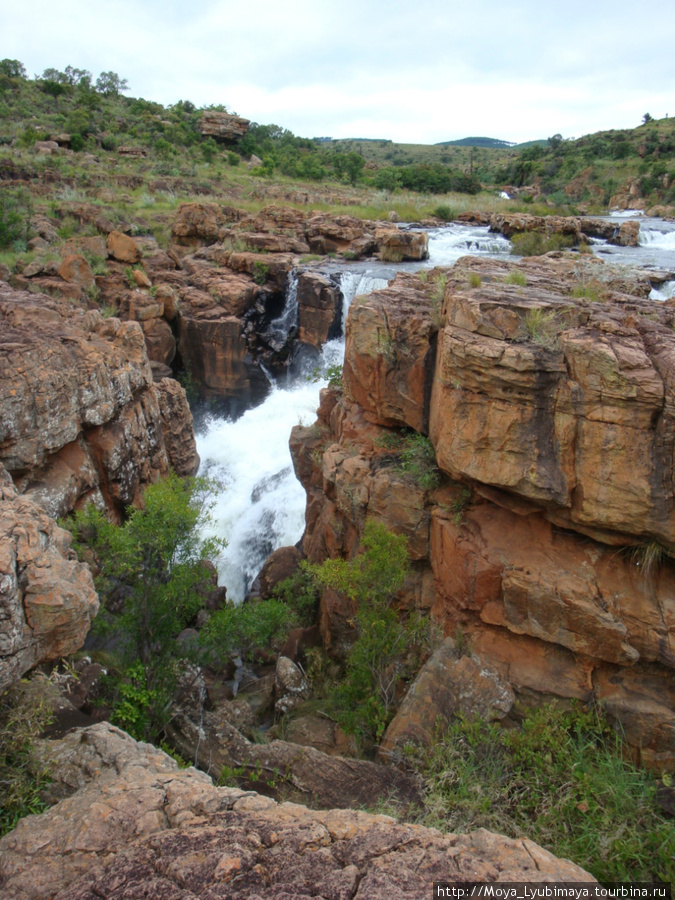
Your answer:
[0,465,98,691]
[375,226,429,260]
[379,637,514,760]
[199,111,250,141]
[106,230,141,263]
[274,655,311,715]
[0,723,592,900]
[256,545,302,598]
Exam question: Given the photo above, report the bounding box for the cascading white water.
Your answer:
[650,280,675,301]
[194,225,524,602]
[196,270,388,602]
[639,229,675,251]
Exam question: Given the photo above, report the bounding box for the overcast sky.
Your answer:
[3,0,674,144]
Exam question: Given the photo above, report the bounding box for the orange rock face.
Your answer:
[0,464,98,691]
[343,272,440,434]
[292,255,675,771]
[0,285,198,519]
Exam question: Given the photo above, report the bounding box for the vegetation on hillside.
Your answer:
[414,704,675,882]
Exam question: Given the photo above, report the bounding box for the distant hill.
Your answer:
[436,137,516,149]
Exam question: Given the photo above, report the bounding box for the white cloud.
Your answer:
[3,0,674,142]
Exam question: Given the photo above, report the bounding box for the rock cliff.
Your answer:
[0,723,593,899]
[0,464,98,691]
[291,254,675,771]
[0,283,198,520]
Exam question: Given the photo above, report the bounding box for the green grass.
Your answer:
[415,703,675,882]
[521,307,560,348]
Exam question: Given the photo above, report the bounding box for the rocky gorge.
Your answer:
[1,197,674,892]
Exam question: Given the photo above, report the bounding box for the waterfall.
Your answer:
[195,225,533,602]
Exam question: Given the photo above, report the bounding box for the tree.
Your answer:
[0,59,26,78]
[643,113,654,125]
[68,473,224,739]
[309,521,437,743]
[95,71,129,97]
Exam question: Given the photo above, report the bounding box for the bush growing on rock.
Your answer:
[67,473,225,741]
[310,522,439,745]
[417,703,675,882]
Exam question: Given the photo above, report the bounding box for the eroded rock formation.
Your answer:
[0,284,199,519]
[292,254,675,771]
[0,723,593,899]
[0,464,98,691]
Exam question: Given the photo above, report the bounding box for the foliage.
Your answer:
[202,563,318,664]
[0,187,31,249]
[398,433,442,490]
[66,473,225,741]
[417,703,675,882]
[521,307,559,348]
[0,59,26,79]
[504,270,527,286]
[253,261,269,285]
[309,522,436,744]
[95,71,129,97]
[0,682,54,836]
[510,231,575,256]
[433,204,456,221]
[326,364,343,390]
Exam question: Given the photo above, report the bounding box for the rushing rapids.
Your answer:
[196,219,675,601]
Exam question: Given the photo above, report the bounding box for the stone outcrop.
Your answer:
[165,704,422,811]
[0,723,593,899]
[172,203,428,261]
[0,285,198,519]
[0,465,98,691]
[199,110,250,141]
[292,255,675,770]
[379,637,514,761]
[297,271,341,348]
[489,213,641,247]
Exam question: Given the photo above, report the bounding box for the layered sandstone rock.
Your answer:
[172,203,428,262]
[292,255,675,770]
[0,465,98,691]
[0,285,198,519]
[0,723,593,899]
[489,213,641,247]
[297,271,340,348]
[199,110,250,141]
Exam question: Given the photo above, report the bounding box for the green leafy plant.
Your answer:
[0,682,54,836]
[309,522,437,745]
[504,270,527,286]
[398,433,442,491]
[253,261,270,285]
[66,473,225,741]
[417,703,675,882]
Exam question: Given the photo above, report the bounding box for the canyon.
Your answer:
[1,198,674,893]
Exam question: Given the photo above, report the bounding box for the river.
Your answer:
[196,218,675,601]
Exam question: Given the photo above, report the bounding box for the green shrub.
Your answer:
[433,204,456,221]
[418,703,675,882]
[253,261,269,285]
[511,232,575,257]
[398,433,441,490]
[0,682,54,837]
[66,473,225,741]
[0,188,31,249]
[309,522,438,744]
